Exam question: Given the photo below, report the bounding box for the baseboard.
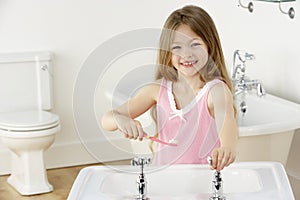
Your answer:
[0,138,134,176]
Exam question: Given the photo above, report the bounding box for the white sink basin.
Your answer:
[236,93,300,136]
[68,162,294,200]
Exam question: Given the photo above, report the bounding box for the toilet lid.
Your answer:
[0,110,59,131]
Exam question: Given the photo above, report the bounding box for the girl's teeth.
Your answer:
[183,62,194,66]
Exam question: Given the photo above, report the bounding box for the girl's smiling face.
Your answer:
[170,24,209,79]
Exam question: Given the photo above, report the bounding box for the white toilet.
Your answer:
[0,51,60,195]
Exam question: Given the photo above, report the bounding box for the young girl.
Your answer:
[102,5,238,171]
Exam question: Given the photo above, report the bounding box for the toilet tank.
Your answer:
[0,51,54,112]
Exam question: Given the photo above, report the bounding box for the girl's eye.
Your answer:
[171,46,181,50]
[191,43,201,47]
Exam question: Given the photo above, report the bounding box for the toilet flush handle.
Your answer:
[41,64,48,71]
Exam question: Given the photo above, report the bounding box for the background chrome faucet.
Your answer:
[131,157,151,200]
[231,50,266,97]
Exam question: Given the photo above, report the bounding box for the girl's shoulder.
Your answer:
[207,79,234,116]
[208,79,231,94]
[207,79,233,104]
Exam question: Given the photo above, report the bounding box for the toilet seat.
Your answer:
[0,110,59,132]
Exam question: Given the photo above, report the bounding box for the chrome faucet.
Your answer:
[207,156,226,200]
[131,157,151,200]
[232,50,266,97]
[210,171,226,200]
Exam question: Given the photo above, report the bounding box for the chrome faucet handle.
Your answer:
[257,83,266,97]
[131,157,151,166]
[131,157,151,174]
[235,50,255,63]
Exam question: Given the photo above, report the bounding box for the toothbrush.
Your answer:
[143,132,178,147]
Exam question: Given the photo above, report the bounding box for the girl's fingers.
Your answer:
[219,151,230,171]
[126,127,134,139]
[137,126,144,141]
[121,128,130,138]
[225,152,236,167]
[120,121,144,140]
[211,149,218,170]
[217,149,224,171]
[123,125,135,139]
[211,147,236,171]
[133,120,143,140]
[131,126,139,140]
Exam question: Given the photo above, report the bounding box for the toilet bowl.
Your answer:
[0,110,60,195]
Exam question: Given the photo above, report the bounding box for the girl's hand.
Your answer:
[113,113,144,141]
[210,147,236,171]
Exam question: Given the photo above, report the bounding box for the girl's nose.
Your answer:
[182,47,193,59]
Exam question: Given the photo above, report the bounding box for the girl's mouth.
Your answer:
[180,60,197,68]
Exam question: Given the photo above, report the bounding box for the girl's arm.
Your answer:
[208,83,239,171]
[101,81,160,140]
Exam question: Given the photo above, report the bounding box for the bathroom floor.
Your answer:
[0,160,130,200]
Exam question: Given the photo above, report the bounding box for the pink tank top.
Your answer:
[153,78,223,165]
